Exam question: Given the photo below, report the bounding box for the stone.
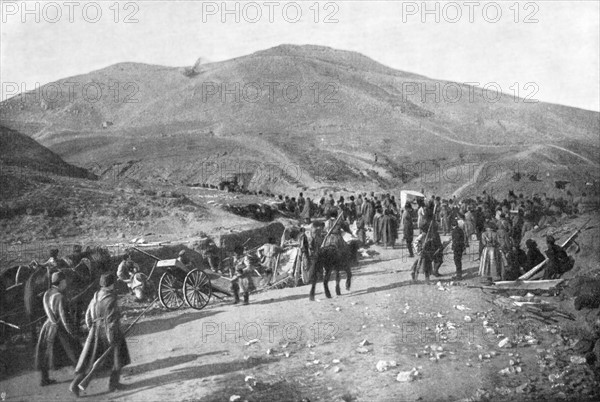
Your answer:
[569,356,586,364]
[396,369,418,382]
[498,338,512,348]
[356,347,370,354]
[464,315,472,323]
[230,396,241,402]
[333,366,341,373]
[359,339,371,346]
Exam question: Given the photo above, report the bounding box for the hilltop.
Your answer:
[0,44,598,197]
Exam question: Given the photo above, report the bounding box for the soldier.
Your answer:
[70,273,131,396]
[401,203,415,258]
[293,227,311,286]
[34,272,81,387]
[451,220,465,280]
[229,246,256,305]
[258,238,282,285]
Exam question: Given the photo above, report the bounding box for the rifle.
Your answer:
[78,297,158,391]
[518,218,591,280]
[321,212,344,248]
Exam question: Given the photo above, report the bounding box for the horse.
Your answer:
[23,247,112,342]
[309,240,360,301]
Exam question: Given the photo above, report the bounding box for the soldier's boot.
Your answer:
[233,291,240,304]
[69,373,84,397]
[40,369,56,386]
[243,292,250,305]
[108,370,122,392]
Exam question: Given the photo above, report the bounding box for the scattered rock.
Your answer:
[230,396,241,402]
[356,347,370,354]
[359,339,371,347]
[396,368,420,382]
[464,315,472,323]
[245,339,259,346]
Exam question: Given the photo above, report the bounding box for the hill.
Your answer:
[1,44,598,196]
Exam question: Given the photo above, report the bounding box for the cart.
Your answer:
[152,258,233,310]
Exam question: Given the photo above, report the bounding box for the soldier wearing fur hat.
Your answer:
[34,271,82,387]
[70,273,130,396]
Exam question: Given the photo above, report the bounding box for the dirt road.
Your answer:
[1,241,597,401]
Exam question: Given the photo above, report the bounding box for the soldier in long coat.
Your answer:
[478,222,504,283]
[380,209,397,248]
[293,227,311,286]
[70,273,130,396]
[35,271,81,386]
[401,203,415,257]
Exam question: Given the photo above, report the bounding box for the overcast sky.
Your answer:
[1,1,599,111]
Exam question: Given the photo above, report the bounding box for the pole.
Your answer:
[78,297,158,391]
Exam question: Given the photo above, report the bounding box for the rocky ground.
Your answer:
[1,213,599,402]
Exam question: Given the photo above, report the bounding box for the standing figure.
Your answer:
[451,221,465,280]
[258,238,282,285]
[230,246,256,305]
[430,219,444,277]
[478,222,504,283]
[355,215,367,246]
[402,203,415,258]
[293,227,311,286]
[300,197,312,224]
[70,273,131,396]
[322,211,351,249]
[35,272,81,387]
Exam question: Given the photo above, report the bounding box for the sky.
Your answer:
[1,0,599,111]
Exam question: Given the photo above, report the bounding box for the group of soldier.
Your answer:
[35,269,129,397]
[30,186,585,396]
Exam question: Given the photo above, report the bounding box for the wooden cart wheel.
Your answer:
[158,271,184,310]
[184,269,212,310]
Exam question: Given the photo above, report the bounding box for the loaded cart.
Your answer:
[157,259,234,310]
[132,247,232,311]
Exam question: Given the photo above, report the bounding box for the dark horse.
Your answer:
[23,247,112,341]
[309,240,360,301]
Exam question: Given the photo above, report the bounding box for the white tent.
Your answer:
[400,190,425,210]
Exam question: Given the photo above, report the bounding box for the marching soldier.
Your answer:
[70,273,130,396]
[34,272,81,387]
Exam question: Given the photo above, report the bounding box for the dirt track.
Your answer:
[1,240,598,401]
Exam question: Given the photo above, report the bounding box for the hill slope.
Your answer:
[1,44,598,195]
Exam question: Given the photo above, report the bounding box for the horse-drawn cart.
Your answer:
[132,248,232,311]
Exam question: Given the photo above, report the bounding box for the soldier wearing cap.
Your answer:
[34,271,81,387]
[70,273,130,396]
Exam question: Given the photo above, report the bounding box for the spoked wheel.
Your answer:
[158,271,184,310]
[184,269,212,310]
